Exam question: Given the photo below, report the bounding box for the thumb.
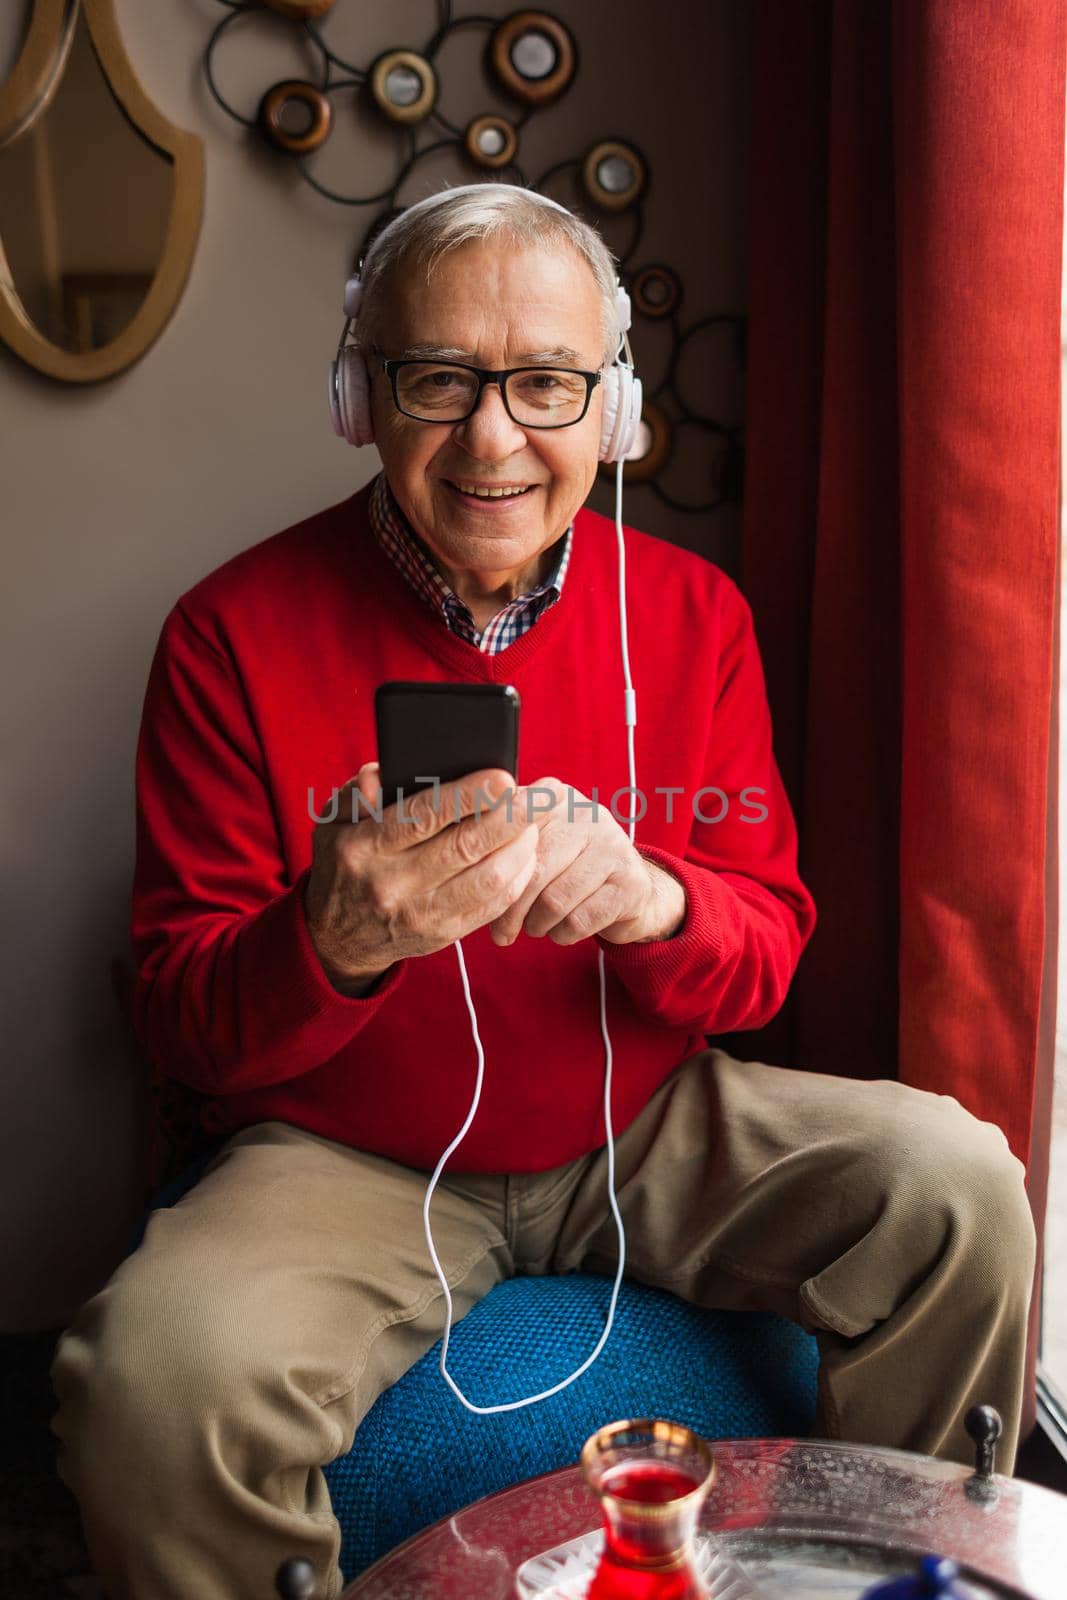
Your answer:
[337,761,382,824]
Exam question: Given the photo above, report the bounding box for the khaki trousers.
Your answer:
[50,1047,1036,1600]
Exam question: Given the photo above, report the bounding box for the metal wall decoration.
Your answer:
[202,0,744,515]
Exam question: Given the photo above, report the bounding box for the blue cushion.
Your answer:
[327,1273,818,1578]
[138,1158,819,1582]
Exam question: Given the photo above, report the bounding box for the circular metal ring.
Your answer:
[257,80,332,154]
[669,314,746,428]
[464,114,519,170]
[262,0,337,18]
[369,50,437,125]
[489,11,577,106]
[583,139,647,211]
[654,416,739,511]
[632,264,682,320]
[597,398,673,485]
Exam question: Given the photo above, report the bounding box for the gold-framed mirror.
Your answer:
[0,0,204,383]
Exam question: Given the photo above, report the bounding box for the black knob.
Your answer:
[275,1557,317,1600]
[964,1404,1002,1478]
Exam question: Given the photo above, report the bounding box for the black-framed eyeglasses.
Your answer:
[378,356,603,429]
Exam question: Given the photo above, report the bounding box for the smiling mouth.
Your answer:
[446,480,540,500]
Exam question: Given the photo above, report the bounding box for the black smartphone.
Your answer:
[375,681,520,803]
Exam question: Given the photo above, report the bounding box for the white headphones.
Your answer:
[327,185,643,464]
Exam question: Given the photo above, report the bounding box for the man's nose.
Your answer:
[452,382,528,456]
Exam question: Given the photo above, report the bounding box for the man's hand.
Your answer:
[487,776,687,948]
[304,764,539,993]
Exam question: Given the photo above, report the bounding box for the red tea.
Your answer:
[601,1461,702,1505]
[586,1458,706,1600]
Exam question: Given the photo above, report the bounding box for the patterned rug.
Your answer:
[0,1332,103,1599]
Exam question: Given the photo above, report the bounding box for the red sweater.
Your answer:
[131,483,816,1172]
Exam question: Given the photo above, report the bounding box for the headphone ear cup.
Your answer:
[599,366,621,462]
[333,348,374,447]
[599,364,643,464]
[328,359,345,438]
[617,369,642,460]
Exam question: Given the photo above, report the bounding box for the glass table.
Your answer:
[342,1437,1067,1599]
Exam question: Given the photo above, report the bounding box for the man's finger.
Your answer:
[383,767,518,849]
[541,881,626,945]
[430,824,540,936]
[355,761,383,817]
[490,832,589,945]
[327,763,383,826]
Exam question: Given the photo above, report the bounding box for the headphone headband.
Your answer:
[342,186,583,326]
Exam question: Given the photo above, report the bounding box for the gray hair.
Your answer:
[354,183,621,367]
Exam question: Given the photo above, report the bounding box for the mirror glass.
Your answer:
[0,5,34,86]
[0,7,173,354]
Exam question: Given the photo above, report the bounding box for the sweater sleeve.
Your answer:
[597,582,816,1032]
[130,600,405,1094]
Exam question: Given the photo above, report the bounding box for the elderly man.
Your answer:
[50,184,1034,1600]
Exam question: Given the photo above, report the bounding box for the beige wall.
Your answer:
[0,0,750,1329]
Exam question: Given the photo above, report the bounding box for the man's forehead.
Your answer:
[379,239,604,364]
[391,340,592,366]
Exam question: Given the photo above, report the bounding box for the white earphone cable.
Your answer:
[421,451,637,1413]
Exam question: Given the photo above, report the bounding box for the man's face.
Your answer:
[369,237,606,582]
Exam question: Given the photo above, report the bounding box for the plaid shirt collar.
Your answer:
[368,471,572,655]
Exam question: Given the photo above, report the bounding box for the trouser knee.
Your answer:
[49,1232,350,1521]
[51,1264,234,1496]
[883,1090,1033,1287]
[804,1084,1034,1335]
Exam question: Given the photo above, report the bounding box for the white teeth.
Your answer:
[454,483,530,498]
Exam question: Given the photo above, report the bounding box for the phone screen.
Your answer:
[375,682,520,801]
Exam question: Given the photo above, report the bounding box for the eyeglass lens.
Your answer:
[396,363,589,425]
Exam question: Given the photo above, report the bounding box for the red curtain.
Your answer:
[736,0,1064,1171]
[736,3,1065,1429]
